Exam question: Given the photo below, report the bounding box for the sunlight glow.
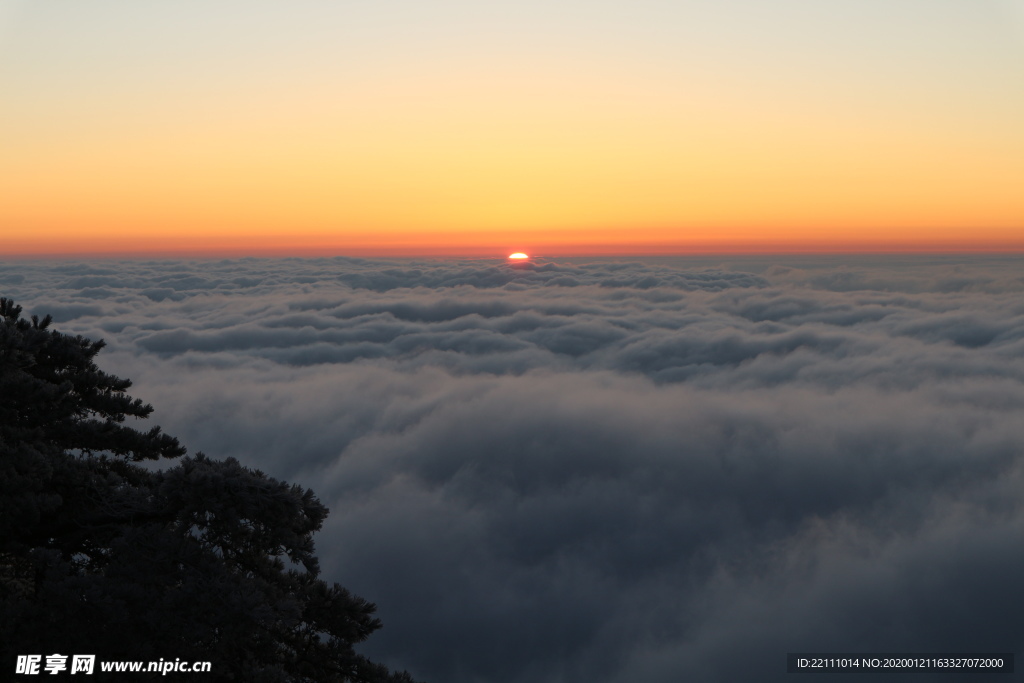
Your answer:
[508,253,529,259]
[2,3,1023,256]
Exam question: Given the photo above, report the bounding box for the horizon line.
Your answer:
[4,241,1024,261]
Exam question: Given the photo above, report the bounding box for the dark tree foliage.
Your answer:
[0,298,417,682]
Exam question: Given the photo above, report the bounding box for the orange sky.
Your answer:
[2,2,1022,257]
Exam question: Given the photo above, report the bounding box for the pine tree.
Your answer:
[0,298,416,682]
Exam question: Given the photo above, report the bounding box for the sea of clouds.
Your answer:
[3,254,1024,682]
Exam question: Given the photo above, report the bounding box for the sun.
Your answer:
[508,252,529,260]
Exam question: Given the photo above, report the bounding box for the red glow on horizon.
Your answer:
[5,234,1024,260]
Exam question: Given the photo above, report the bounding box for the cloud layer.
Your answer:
[4,254,1024,682]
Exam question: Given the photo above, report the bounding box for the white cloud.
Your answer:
[4,254,1024,682]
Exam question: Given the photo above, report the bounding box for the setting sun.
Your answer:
[508,253,529,260]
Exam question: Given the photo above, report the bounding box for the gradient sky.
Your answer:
[2,0,1023,256]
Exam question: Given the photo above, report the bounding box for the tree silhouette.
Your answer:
[0,298,416,682]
